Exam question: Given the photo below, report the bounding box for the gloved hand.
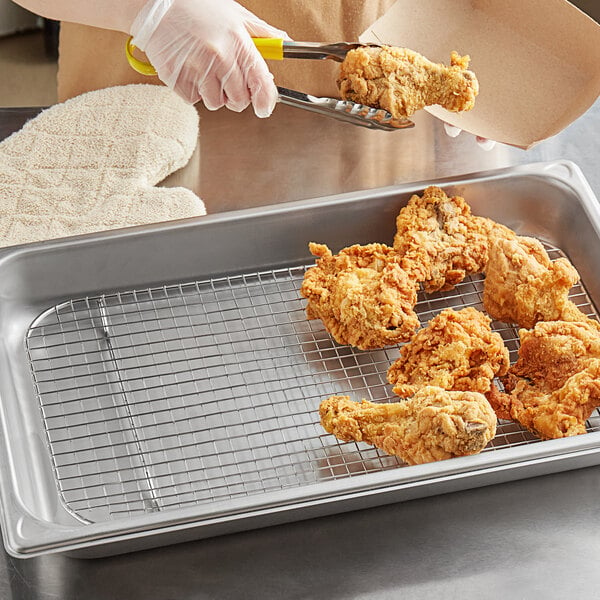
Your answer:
[130,0,288,117]
[443,122,496,150]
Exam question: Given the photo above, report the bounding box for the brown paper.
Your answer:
[360,0,600,148]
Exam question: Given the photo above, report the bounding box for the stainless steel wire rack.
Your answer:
[25,245,600,524]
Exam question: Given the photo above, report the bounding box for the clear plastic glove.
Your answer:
[130,0,288,117]
[443,122,496,150]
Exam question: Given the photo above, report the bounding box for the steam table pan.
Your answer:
[1,160,600,558]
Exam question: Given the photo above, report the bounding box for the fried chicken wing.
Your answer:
[319,387,497,465]
[337,46,478,119]
[387,307,509,398]
[483,234,581,329]
[393,186,491,293]
[487,320,600,439]
[300,242,420,350]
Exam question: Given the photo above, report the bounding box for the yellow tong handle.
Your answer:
[125,37,284,76]
[252,38,284,60]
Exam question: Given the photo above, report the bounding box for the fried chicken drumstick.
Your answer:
[337,46,479,120]
[488,320,600,439]
[320,387,497,465]
[387,307,509,398]
[300,242,419,350]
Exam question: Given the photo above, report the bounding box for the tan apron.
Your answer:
[57,0,395,102]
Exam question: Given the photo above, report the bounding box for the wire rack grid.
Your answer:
[24,246,600,523]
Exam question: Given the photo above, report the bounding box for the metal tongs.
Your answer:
[125,37,413,131]
[275,87,412,131]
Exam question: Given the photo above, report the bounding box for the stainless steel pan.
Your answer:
[0,160,599,558]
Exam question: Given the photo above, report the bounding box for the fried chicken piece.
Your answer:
[488,320,600,439]
[337,46,479,120]
[319,387,497,465]
[490,361,600,439]
[509,319,600,389]
[300,242,419,350]
[483,234,581,329]
[387,307,509,398]
[393,186,491,292]
[474,214,517,244]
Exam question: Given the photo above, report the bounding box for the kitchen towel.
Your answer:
[0,84,205,248]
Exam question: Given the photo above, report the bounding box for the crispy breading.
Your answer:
[474,213,518,243]
[393,186,491,292]
[387,307,509,397]
[483,234,581,329]
[337,46,479,119]
[300,242,420,350]
[490,361,600,439]
[509,319,600,389]
[319,387,497,465]
[487,320,600,439]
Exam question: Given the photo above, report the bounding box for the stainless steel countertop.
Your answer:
[1,99,600,599]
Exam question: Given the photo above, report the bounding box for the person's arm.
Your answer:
[11,0,145,33]
[13,0,287,118]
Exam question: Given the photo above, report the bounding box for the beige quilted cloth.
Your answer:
[0,84,205,248]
